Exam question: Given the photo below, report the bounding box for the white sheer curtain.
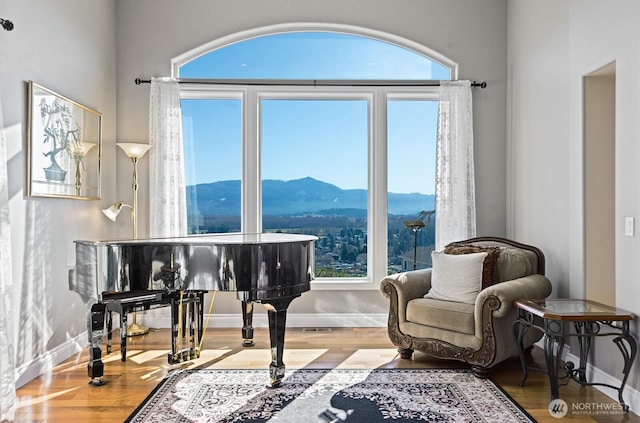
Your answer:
[0,86,16,419]
[435,80,476,250]
[149,77,187,237]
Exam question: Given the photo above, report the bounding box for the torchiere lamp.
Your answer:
[103,142,151,335]
[70,141,97,196]
[404,210,435,270]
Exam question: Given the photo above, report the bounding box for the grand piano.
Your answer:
[69,232,317,387]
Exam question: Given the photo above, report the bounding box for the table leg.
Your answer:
[513,312,531,386]
[573,321,595,383]
[613,322,638,412]
[544,333,566,401]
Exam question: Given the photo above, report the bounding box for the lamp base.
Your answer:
[126,322,149,337]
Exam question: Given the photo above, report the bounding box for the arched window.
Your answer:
[178,31,451,80]
[176,26,455,288]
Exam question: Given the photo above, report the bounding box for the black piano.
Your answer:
[69,232,317,387]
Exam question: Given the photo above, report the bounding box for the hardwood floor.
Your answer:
[13,327,639,422]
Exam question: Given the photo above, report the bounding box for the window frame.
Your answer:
[181,85,440,290]
[175,23,456,290]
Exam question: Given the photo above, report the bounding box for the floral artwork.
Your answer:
[27,81,102,199]
[39,96,81,182]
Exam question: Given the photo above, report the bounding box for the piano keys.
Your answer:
[69,232,317,387]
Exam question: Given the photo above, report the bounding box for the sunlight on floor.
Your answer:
[12,346,402,416]
[128,349,171,364]
[204,348,329,369]
[178,349,233,369]
[16,387,80,408]
[102,350,143,363]
[336,348,400,368]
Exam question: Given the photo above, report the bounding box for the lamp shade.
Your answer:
[102,201,125,221]
[72,142,97,157]
[117,143,151,159]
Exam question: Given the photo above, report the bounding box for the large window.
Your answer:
[261,99,369,277]
[387,100,438,272]
[177,28,453,287]
[182,98,242,233]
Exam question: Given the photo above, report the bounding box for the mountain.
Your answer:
[186,177,434,216]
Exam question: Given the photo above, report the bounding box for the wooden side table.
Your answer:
[513,299,637,412]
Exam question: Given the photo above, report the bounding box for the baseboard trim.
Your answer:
[15,332,86,389]
[140,313,389,329]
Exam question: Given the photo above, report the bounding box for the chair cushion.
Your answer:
[495,246,534,281]
[444,243,501,287]
[406,298,475,335]
[454,240,540,281]
[425,251,486,304]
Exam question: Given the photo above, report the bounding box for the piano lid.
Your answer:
[71,232,318,300]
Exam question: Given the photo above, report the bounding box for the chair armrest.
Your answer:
[475,274,552,319]
[380,268,432,301]
[380,268,433,323]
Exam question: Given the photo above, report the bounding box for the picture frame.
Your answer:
[27,81,102,199]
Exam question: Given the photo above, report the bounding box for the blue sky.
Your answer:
[180,32,447,194]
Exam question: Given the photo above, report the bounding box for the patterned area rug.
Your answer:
[125,368,535,422]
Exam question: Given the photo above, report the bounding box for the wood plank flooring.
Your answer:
[12,327,639,422]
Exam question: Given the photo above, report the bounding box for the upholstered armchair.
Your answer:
[379,237,552,377]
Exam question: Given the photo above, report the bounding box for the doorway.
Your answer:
[584,62,616,306]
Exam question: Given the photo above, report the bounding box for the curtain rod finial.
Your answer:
[1,18,14,31]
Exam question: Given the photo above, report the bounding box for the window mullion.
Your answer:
[370,89,388,285]
[243,88,261,233]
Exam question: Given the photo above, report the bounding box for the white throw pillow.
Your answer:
[425,250,488,304]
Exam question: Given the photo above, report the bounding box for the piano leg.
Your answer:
[168,293,180,364]
[167,292,205,363]
[188,294,195,358]
[88,302,107,386]
[105,309,113,355]
[120,309,128,361]
[197,291,205,351]
[242,300,255,347]
[262,296,297,388]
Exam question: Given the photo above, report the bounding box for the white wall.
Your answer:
[115,0,509,319]
[508,0,640,398]
[0,0,117,386]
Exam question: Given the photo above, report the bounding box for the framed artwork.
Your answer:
[27,81,102,199]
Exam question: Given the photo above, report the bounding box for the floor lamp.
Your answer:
[71,142,97,196]
[103,142,151,336]
[404,210,434,271]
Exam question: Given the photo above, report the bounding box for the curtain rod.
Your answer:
[134,77,487,88]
